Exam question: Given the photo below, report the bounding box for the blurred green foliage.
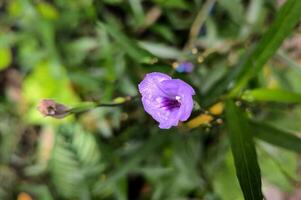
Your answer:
[1,0,301,199]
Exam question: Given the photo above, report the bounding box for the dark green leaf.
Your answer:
[92,133,168,195]
[251,121,301,153]
[225,100,263,200]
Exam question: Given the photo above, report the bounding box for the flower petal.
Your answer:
[160,79,195,97]
[158,110,181,129]
[141,95,179,126]
[138,72,171,98]
[179,94,194,121]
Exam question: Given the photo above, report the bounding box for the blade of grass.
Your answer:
[225,100,263,200]
[277,50,301,76]
[184,0,216,50]
[204,0,301,106]
[251,121,301,153]
[241,88,301,103]
[230,0,301,96]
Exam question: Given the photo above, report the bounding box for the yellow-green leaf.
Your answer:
[0,48,12,70]
[22,60,79,124]
[242,89,301,103]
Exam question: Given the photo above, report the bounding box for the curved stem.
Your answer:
[183,0,216,51]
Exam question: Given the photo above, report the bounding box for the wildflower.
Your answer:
[138,72,195,129]
[38,99,69,119]
[174,61,194,73]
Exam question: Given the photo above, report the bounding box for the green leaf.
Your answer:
[128,0,145,27]
[18,184,53,200]
[22,60,80,124]
[36,2,59,20]
[218,0,244,25]
[242,88,301,103]
[103,0,123,4]
[50,124,106,199]
[258,146,297,192]
[212,151,244,200]
[225,100,263,200]
[205,0,301,105]
[0,47,12,70]
[97,21,151,63]
[93,133,168,195]
[251,121,301,153]
[277,50,301,76]
[138,41,183,59]
[154,0,189,9]
[230,0,301,95]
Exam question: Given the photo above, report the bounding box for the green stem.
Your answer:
[184,0,216,50]
[68,96,137,115]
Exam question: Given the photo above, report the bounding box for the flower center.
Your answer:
[158,96,181,111]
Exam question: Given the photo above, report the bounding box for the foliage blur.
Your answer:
[0,0,301,199]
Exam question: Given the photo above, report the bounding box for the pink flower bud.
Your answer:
[37,99,69,119]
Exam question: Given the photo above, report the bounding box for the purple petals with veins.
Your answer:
[138,72,195,129]
[157,96,181,110]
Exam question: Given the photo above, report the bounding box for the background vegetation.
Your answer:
[1,0,301,199]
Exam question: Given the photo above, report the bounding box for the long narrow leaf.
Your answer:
[251,121,301,153]
[230,0,301,95]
[242,89,301,103]
[225,100,263,200]
[204,0,301,106]
[97,22,151,62]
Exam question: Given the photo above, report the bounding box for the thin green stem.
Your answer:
[68,96,137,115]
[184,0,216,51]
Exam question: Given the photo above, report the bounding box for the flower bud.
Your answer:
[174,62,194,73]
[37,99,69,119]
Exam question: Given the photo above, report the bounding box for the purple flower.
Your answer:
[174,62,194,73]
[138,72,195,129]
